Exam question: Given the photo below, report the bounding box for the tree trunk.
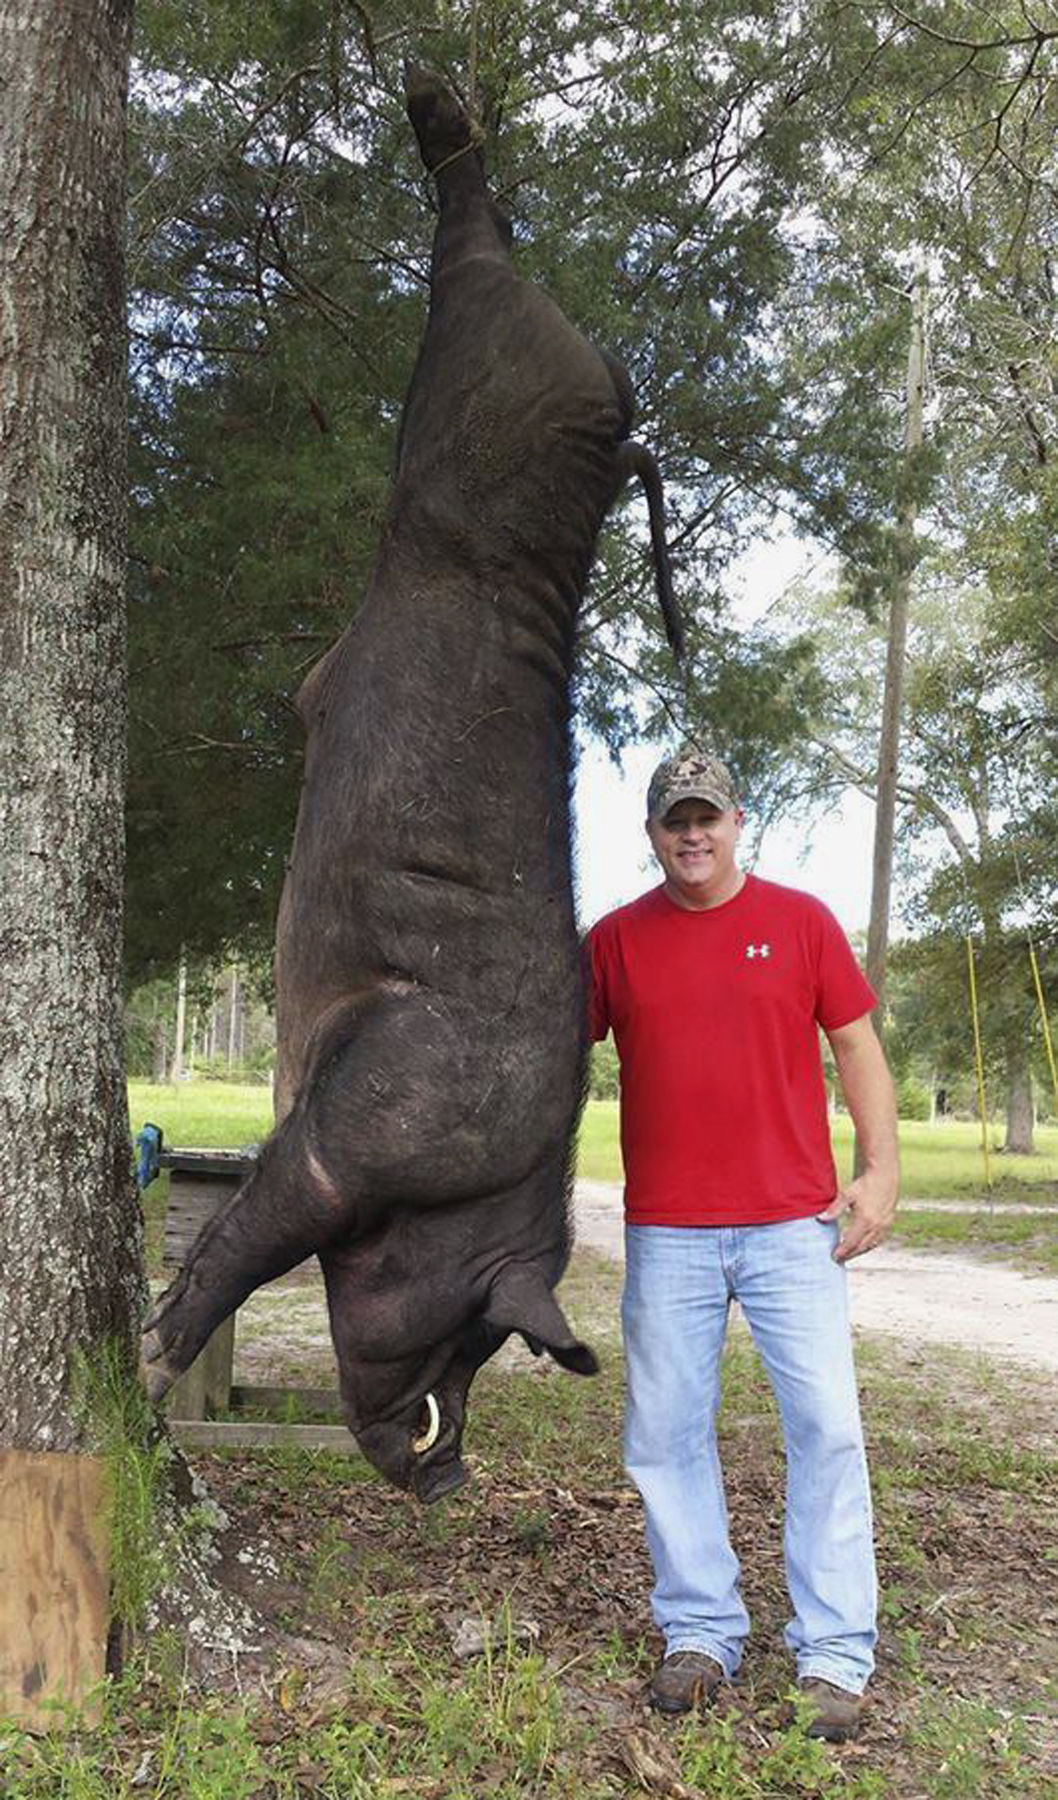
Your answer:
[227,967,239,1070]
[1004,1041,1036,1155]
[863,266,928,1017]
[172,955,188,1080]
[0,0,142,1449]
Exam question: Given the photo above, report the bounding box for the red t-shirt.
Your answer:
[586,875,876,1226]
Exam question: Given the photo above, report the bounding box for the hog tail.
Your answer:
[616,440,685,666]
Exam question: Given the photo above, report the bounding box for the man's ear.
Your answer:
[483,1264,598,1375]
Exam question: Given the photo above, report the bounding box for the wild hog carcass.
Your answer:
[141,67,683,1503]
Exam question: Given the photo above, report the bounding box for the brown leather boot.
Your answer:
[797,1677,865,1742]
[648,1651,725,1716]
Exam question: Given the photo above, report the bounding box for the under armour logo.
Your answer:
[745,943,771,959]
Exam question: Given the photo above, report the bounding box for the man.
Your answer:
[586,746,899,1742]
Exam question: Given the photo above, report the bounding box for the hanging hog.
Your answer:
[142,66,682,1502]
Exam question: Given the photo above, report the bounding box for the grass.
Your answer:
[831,1115,1058,1202]
[576,1096,1058,1200]
[896,1207,1058,1273]
[109,1082,1058,1795]
[130,1081,1058,1203]
[131,1080,274,1151]
[3,1270,1057,1798]
[130,1082,1058,1280]
[73,1341,176,1630]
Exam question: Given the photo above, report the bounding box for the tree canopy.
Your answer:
[125,0,1057,983]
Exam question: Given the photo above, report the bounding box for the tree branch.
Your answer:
[887,5,1056,53]
[813,737,977,868]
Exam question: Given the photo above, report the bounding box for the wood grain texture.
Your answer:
[165,1314,236,1420]
[0,1452,110,1729]
[170,1421,356,1453]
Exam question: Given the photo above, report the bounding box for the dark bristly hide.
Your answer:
[141,67,682,1503]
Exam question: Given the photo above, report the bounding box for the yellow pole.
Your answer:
[1028,941,1058,1113]
[965,933,992,1192]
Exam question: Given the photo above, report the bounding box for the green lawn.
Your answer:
[834,1114,1058,1201]
[130,1081,1058,1204]
[131,1080,275,1150]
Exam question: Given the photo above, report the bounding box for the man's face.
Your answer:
[647,797,744,908]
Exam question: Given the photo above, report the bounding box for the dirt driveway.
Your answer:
[574,1179,1058,1374]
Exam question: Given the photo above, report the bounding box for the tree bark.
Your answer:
[0,0,142,1449]
[863,265,928,1016]
[1003,1040,1036,1155]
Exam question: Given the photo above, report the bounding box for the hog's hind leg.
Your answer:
[404,66,511,270]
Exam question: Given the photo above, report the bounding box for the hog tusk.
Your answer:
[412,1391,441,1455]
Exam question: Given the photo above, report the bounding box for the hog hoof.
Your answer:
[139,1329,177,1404]
[139,1271,195,1400]
[404,64,477,171]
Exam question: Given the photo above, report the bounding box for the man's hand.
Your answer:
[818,1167,898,1263]
[824,1013,900,1263]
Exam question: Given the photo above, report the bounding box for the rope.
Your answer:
[430,126,485,176]
[427,0,484,179]
[965,933,993,1194]
[1028,942,1058,1112]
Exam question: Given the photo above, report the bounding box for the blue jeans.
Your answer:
[622,1218,877,1693]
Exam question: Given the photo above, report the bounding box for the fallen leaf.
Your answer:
[615,1729,693,1798]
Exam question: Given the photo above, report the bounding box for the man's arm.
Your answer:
[819,1013,899,1263]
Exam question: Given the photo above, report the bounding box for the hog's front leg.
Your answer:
[139,1127,355,1402]
[139,984,522,1403]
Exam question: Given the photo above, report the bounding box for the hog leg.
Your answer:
[139,1121,360,1403]
[394,69,515,472]
[403,65,511,273]
[140,985,521,1402]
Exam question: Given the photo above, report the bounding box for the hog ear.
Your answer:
[484,1265,598,1376]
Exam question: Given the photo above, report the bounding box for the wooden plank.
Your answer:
[170,1421,357,1454]
[0,1451,110,1730]
[160,1152,243,1419]
[229,1384,341,1416]
[165,1314,236,1421]
[163,1173,245,1270]
[160,1147,257,1178]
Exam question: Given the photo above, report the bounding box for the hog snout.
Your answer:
[356,1407,469,1503]
[414,1454,471,1505]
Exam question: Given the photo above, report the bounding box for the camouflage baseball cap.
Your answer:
[646,745,738,821]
